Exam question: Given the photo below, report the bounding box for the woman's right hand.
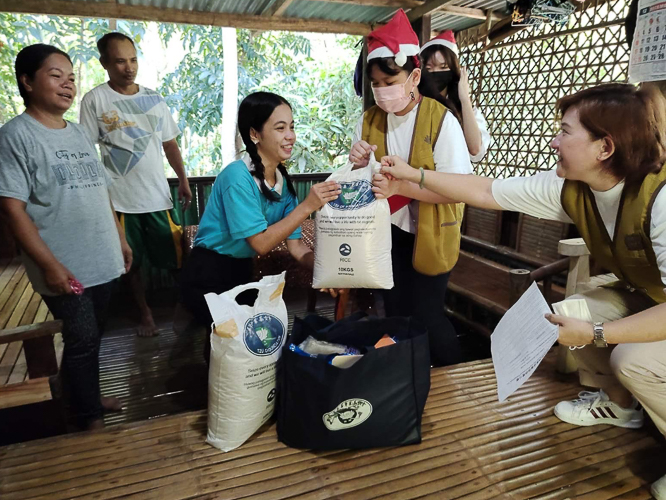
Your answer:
[44,261,76,295]
[380,155,419,183]
[305,181,341,211]
[349,140,378,168]
[458,67,472,103]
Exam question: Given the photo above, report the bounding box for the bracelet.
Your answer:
[419,167,425,189]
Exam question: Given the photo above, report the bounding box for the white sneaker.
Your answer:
[554,390,643,428]
[652,473,666,500]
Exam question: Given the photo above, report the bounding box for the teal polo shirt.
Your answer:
[194,158,301,258]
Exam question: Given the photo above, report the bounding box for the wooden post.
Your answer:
[361,39,374,111]
[556,237,591,374]
[509,269,532,305]
[558,238,590,297]
[410,14,431,46]
[23,337,58,379]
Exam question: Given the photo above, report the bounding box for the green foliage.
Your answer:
[0,13,145,123]
[159,24,362,173]
[258,63,360,172]
[1,14,362,174]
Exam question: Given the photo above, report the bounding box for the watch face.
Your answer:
[593,323,607,347]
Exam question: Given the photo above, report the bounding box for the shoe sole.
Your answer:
[554,407,643,429]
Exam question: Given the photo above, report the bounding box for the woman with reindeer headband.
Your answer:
[349,9,472,366]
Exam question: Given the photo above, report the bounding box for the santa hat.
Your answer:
[367,9,420,67]
[421,30,458,56]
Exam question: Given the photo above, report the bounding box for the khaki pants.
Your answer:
[569,287,666,436]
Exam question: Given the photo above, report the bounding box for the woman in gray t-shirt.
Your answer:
[0,44,132,430]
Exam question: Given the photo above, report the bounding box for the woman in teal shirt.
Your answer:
[180,91,340,327]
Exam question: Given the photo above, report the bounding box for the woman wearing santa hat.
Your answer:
[421,31,491,163]
[349,9,472,367]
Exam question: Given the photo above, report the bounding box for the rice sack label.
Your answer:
[243,313,285,356]
[313,161,393,289]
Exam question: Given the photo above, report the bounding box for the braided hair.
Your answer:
[238,92,297,202]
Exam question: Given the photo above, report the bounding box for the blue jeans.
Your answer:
[42,281,115,427]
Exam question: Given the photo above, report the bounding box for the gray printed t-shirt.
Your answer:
[0,113,124,295]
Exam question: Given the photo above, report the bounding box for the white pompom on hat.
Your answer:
[367,9,420,67]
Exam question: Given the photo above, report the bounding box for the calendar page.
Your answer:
[629,0,666,83]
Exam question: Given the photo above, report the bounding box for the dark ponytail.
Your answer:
[366,56,462,123]
[237,91,297,202]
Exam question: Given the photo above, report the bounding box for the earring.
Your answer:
[410,91,415,101]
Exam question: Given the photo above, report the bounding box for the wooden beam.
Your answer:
[411,13,431,45]
[262,0,295,17]
[438,5,502,22]
[0,0,372,36]
[407,0,457,21]
[312,0,424,7]
[0,320,62,345]
[361,40,375,111]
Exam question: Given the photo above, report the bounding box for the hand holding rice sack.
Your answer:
[382,81,666,496]
[179,91,341,331]
[347,9,472,367]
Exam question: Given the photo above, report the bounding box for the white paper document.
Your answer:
[491,282,559,402]
[629,0,666,83]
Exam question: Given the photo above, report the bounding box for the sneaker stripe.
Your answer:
[606,408,618,419]
[590,409,600,419]
[596,408,607,418]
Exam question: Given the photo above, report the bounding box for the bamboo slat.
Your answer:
[1,354,663,500]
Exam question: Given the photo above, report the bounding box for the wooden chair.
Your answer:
[555,238,616,374]
[448,208,571,336]
[0,320,66,444]
[181,220,319,311]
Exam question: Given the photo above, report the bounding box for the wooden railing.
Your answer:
[167,172,330,226]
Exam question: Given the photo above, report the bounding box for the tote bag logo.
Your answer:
[328,181,375,211]
[243,313,285,356]
[322,399,373,431]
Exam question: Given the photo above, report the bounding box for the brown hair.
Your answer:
[556,83,666,184]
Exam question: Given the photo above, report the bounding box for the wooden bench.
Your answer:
[183,219,316,288]
[0,258,66,444]
[447,208,572,336]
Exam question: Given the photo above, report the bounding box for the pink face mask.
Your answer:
[372,71,415,114]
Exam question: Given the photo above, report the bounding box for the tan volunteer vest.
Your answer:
[561,167,666,304]
[362,97,464,275]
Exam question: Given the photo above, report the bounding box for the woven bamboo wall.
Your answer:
[458,0,631,178]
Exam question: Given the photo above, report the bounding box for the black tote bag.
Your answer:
[277,313,430,450]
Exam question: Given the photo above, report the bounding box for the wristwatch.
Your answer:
[593,322,608,348]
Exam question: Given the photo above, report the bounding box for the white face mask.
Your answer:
[371,71,416,114]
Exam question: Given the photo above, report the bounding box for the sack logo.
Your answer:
[322,399,373,431]
[243,313,285,356]
[339,243,352,256]
[327,181,375,211]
